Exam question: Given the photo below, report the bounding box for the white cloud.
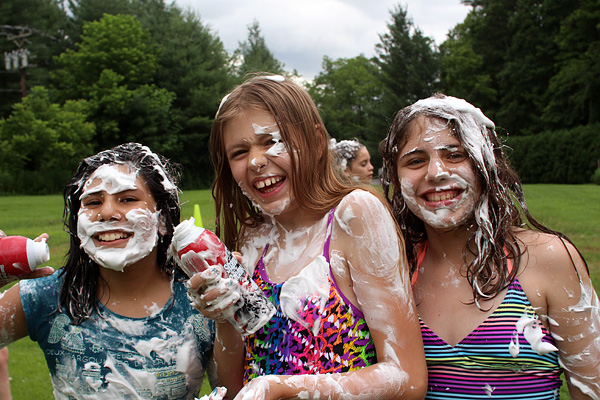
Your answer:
[176,0,470,79]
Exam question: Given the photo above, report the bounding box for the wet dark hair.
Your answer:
[379,94,577,305]
[60,143,181,324]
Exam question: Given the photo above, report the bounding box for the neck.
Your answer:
[424,222,475,264]
[97,249,169,300]
[271,209,325,233]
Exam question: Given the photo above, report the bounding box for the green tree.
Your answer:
[308,55,385,165]
[134,1,232,187]
[375,5,440,129]
[233,20,286,78]
[439,22,497,113]
[51,14,176,155]
[64,0,233,187]
[442,0,577,135]
[543,0,600,128]
[497,0,576,135]
[0,86,94,193]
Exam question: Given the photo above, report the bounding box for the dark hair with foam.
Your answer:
[61,143,181,324]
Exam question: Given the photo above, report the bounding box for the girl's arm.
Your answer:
[188,264,247,395]
[540,237,600,399]
[234,191,428,400]
[0,284,28,348]
[521,232,600,400]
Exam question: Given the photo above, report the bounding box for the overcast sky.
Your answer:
[174,0,471,80]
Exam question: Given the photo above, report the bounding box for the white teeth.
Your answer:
[255,176,281,190]
[427,190,459,202]
[98,232,128,242]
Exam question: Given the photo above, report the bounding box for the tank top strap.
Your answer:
[322,208,336,263]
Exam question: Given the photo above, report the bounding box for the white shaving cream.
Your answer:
[77,164,159,271]
[78,208,160,272]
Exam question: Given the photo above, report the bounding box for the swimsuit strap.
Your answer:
[322,208,336,263]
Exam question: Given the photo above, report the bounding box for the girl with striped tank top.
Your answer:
[379,94,600,399]
[183,75,427,399]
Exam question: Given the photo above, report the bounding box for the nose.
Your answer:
[425,158,450,182]
[97,199,122,222]
[248,148,268,172]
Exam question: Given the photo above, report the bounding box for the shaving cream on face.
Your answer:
[399,118,480,230]
[78,208,160,272]
[77,164,160,272]
[234,119,295,217]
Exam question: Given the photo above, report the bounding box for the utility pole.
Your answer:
[2,25,33,98]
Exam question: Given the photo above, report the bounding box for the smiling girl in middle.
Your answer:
[186,75,427,400]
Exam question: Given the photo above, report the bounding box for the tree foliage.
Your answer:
[543,0,600,128]
[233,20,286,78]
[308,55,384,165]
[62,0,232,187]
[0,86,94,193]
[51,14,175,156]
[375,5,440,124]
[0,0,69,116]
[1,0,599,193]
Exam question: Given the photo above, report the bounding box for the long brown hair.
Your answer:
[210,75,372,249]
[379,94,573,305]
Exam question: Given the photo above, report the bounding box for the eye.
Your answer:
[447,151,468,162]
[404,157,425,168]
[228,149,247,160]
[81,197,102,207]
[121,196,139,203]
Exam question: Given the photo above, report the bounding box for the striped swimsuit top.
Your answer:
[243,209,377,383]
[415,242,563,399]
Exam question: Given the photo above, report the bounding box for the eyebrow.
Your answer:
[399,148,424,161]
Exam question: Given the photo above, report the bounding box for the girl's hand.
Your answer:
[0,232,54,288]
[187,264,242,322]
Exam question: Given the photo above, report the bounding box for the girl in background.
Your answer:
[380,94,600,399]
[332,138,374,184]
[185,75,427,400]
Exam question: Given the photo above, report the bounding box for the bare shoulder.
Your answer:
[334,189,395,234]
[515,229,586,276]
[333,190,402,275]
[514,228,590,312]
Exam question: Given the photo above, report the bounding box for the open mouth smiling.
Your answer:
[96,231,132,242]
[254,176,285,194]
[423,189,462,203]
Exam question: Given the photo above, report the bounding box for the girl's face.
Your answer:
[396,116,481,230]
[347,146,374,183]
[223,109,295,219]
[77,163,162,272]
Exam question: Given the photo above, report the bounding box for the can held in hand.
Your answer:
[173,218,275,335]
[0,236,50,282]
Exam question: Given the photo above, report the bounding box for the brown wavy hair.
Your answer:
[379,94,576,305]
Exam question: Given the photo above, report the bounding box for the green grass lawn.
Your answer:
[1,185,598,399]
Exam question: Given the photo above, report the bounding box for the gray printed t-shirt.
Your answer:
[20,269,214,400]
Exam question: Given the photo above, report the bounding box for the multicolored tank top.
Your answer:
[415,243,563,399]
[243,209,377,383]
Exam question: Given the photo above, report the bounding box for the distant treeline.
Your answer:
[1,0,598,194]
